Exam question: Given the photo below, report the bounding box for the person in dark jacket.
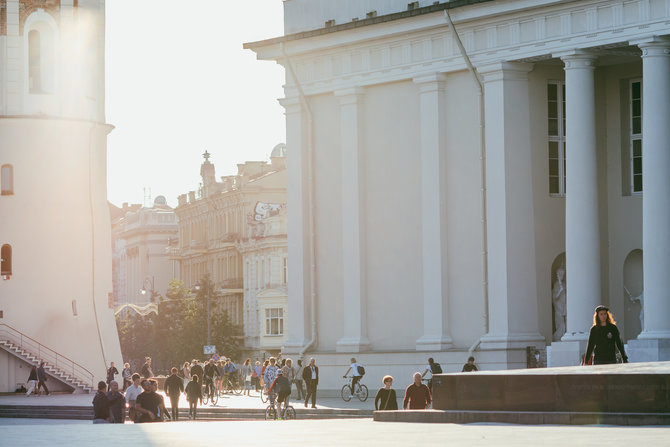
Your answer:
[37,361,50,395]
[106,380,125,423]
[140,357,154,378]
[93,381,123,423]
[190,360,204,404]
[164,367,184,421]
[302,357,319,409]
[584,305,628,365]
[185,375,202,420]
[375,375,398,411]
[106,362,119,388]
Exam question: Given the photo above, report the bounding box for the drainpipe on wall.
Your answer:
[444,10,490,354]
[280,42,318,358]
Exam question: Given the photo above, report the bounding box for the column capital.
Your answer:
[334,87,365,104]
[631,35,670,57]
[554,50,598,70]
[278,97,301,114]
[413,73,447,94]
[478,61,533,83]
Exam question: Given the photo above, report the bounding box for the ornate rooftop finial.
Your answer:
[202,150,211,161]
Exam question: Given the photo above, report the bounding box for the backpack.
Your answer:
[357,365,365,376]
[430,362,442,374]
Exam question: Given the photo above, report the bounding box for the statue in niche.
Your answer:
[552,267,566,341]
[624,286,644,330]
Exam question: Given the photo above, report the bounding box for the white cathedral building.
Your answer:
[0,1,122,393]
[246,0,670,392]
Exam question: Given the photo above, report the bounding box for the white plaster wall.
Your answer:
[0,118,122,384]
[310,93,344,350]
[363,80,422,351]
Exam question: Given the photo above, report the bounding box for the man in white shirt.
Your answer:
[124,373,143,423]
[343,357,364,396]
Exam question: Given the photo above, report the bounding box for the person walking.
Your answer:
[282,358,295,397]
[185,374,202,420]
[302,357,319,409]
[25,365,38,396]
[403,372,431,410]
[253,360,262,392]
[121,363,132,391]
[37,361,50,396]
[241,358,253,396]
[374,375,398,410]
[264,357,279,398]
[182,361,192,388]
[140,357,154,378]
[93,380,123,423]
[106,362,119,389]
[164,367,184,421]
[584,305,628,365]
[294,359,305,400]
[125,373,143,423]
[107,381,125,423]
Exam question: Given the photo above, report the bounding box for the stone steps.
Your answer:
[0,405,373,421]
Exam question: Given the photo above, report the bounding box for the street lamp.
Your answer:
[140,277,161,303]
[194,280,211,346]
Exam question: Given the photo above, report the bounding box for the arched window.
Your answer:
[28,29,42,93]
[1,244,12,276]
[1,164,13,195]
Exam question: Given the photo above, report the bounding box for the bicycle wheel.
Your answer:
[260,389,268,403]
[210,388,218,405]
[356,384,369,402]
[232,379,242,395]
[284,406,296,420]
[201,385,209,405]
[341,384,352,402]
[265,405,277,420]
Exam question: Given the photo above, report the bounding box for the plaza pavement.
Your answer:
[0,417,669,446]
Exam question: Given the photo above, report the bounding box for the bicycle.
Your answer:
[260,387,269,403]
[219,374,242,396]
[201,379,218,405]
[341,376,368,402]
[264,392,296,420]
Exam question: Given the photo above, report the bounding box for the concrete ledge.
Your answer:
[373,410,670,426]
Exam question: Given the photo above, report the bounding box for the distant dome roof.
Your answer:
[271,143,287,158]
[154,195,167,206]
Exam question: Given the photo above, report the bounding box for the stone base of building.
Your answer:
[547,340,586,367]
[627,338,670,362]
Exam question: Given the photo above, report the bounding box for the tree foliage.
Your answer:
[116,276,243,375]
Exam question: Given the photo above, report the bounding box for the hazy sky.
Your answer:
[105,0,286,208]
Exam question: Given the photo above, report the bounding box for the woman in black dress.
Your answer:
[374,375,398,410]
[584,305,628,365]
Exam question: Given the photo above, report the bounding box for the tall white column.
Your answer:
[560,51,601,341]
[335,87,370,353]
[413,73,452,351]
[279,97,312,354]
[638,37,670,341]
[478,62,545,354]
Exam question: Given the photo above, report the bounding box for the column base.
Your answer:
[415,335,453,351]
[626,338,670,362]
[479,333,546,350]
[281,338,313,355]
[336,336,370,353]
[546,340,586,367]
[560,331,589,342]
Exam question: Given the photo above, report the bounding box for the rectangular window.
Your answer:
[548,82,566,196]
[630,79,642,194]
[1,164,13,195]
[282,257,288,284]
[265,307,284,336]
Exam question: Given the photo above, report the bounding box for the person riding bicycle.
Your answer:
[343,357,365,396]
[268,368,292,418]
[203,359,217,399]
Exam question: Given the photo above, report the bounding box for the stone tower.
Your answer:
[0,0,123,392]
